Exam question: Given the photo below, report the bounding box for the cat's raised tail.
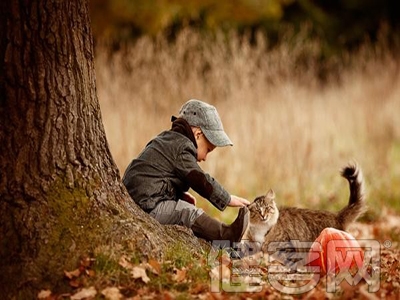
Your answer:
[337,162,366,228]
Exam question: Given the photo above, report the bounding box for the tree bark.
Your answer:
[0,1,204,297]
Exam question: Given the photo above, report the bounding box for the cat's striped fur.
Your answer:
[244,163,366,252]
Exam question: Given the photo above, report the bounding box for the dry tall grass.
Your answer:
[95,29,400,222]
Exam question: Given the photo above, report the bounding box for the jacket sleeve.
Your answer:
[175,149,230,211]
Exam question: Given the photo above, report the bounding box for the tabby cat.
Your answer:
[243,163,365,257]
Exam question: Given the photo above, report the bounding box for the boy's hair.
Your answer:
[178,99,233,147]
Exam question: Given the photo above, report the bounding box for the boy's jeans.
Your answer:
[149,200,204,227]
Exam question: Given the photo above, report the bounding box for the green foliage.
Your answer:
[89,0,400,56]
[165,242,197,268]
[78,242,209,298]
[92,252,130,286]
[164,242,209,282]
[90,0,286,38]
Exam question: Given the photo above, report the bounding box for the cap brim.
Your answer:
[202,129,233,147]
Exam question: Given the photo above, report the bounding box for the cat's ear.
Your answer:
[266,189,275,199]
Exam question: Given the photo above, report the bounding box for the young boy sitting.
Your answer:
[123,99,249,242]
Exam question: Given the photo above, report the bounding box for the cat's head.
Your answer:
[248,189,278,224]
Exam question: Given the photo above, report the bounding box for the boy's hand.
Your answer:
[182,192,197,205]
[228,195,250,207]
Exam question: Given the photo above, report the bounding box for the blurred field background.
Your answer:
[91,1,400,223]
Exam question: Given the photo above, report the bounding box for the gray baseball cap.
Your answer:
[179,99,233,147]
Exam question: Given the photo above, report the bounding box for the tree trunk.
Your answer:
[0,1,204,297]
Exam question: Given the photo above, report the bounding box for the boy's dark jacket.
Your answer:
[123,118,230,212]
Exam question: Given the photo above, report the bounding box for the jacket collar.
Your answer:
[170,116,197,148]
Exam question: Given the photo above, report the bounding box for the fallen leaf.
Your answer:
[101,287,123,300]
[173,267,187,282]
[68,279,81,288]
[131,266,150,283]
[85,269,96,277]
[64,268,81,279]
[147,258,161,275]
[119,255,134,270]
[162,290,175,300]
[191,283,208,294]
[70,286,97,300]
[37,290,52,299]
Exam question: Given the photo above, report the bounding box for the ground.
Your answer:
[38,213,400,300]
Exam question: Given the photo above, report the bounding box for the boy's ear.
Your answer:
[192,127,202,138]
[266,189,275,199]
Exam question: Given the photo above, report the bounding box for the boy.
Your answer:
[123,99,249,242]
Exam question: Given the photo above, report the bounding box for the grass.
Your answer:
[95,28,400,223]
[75,242,210,298]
